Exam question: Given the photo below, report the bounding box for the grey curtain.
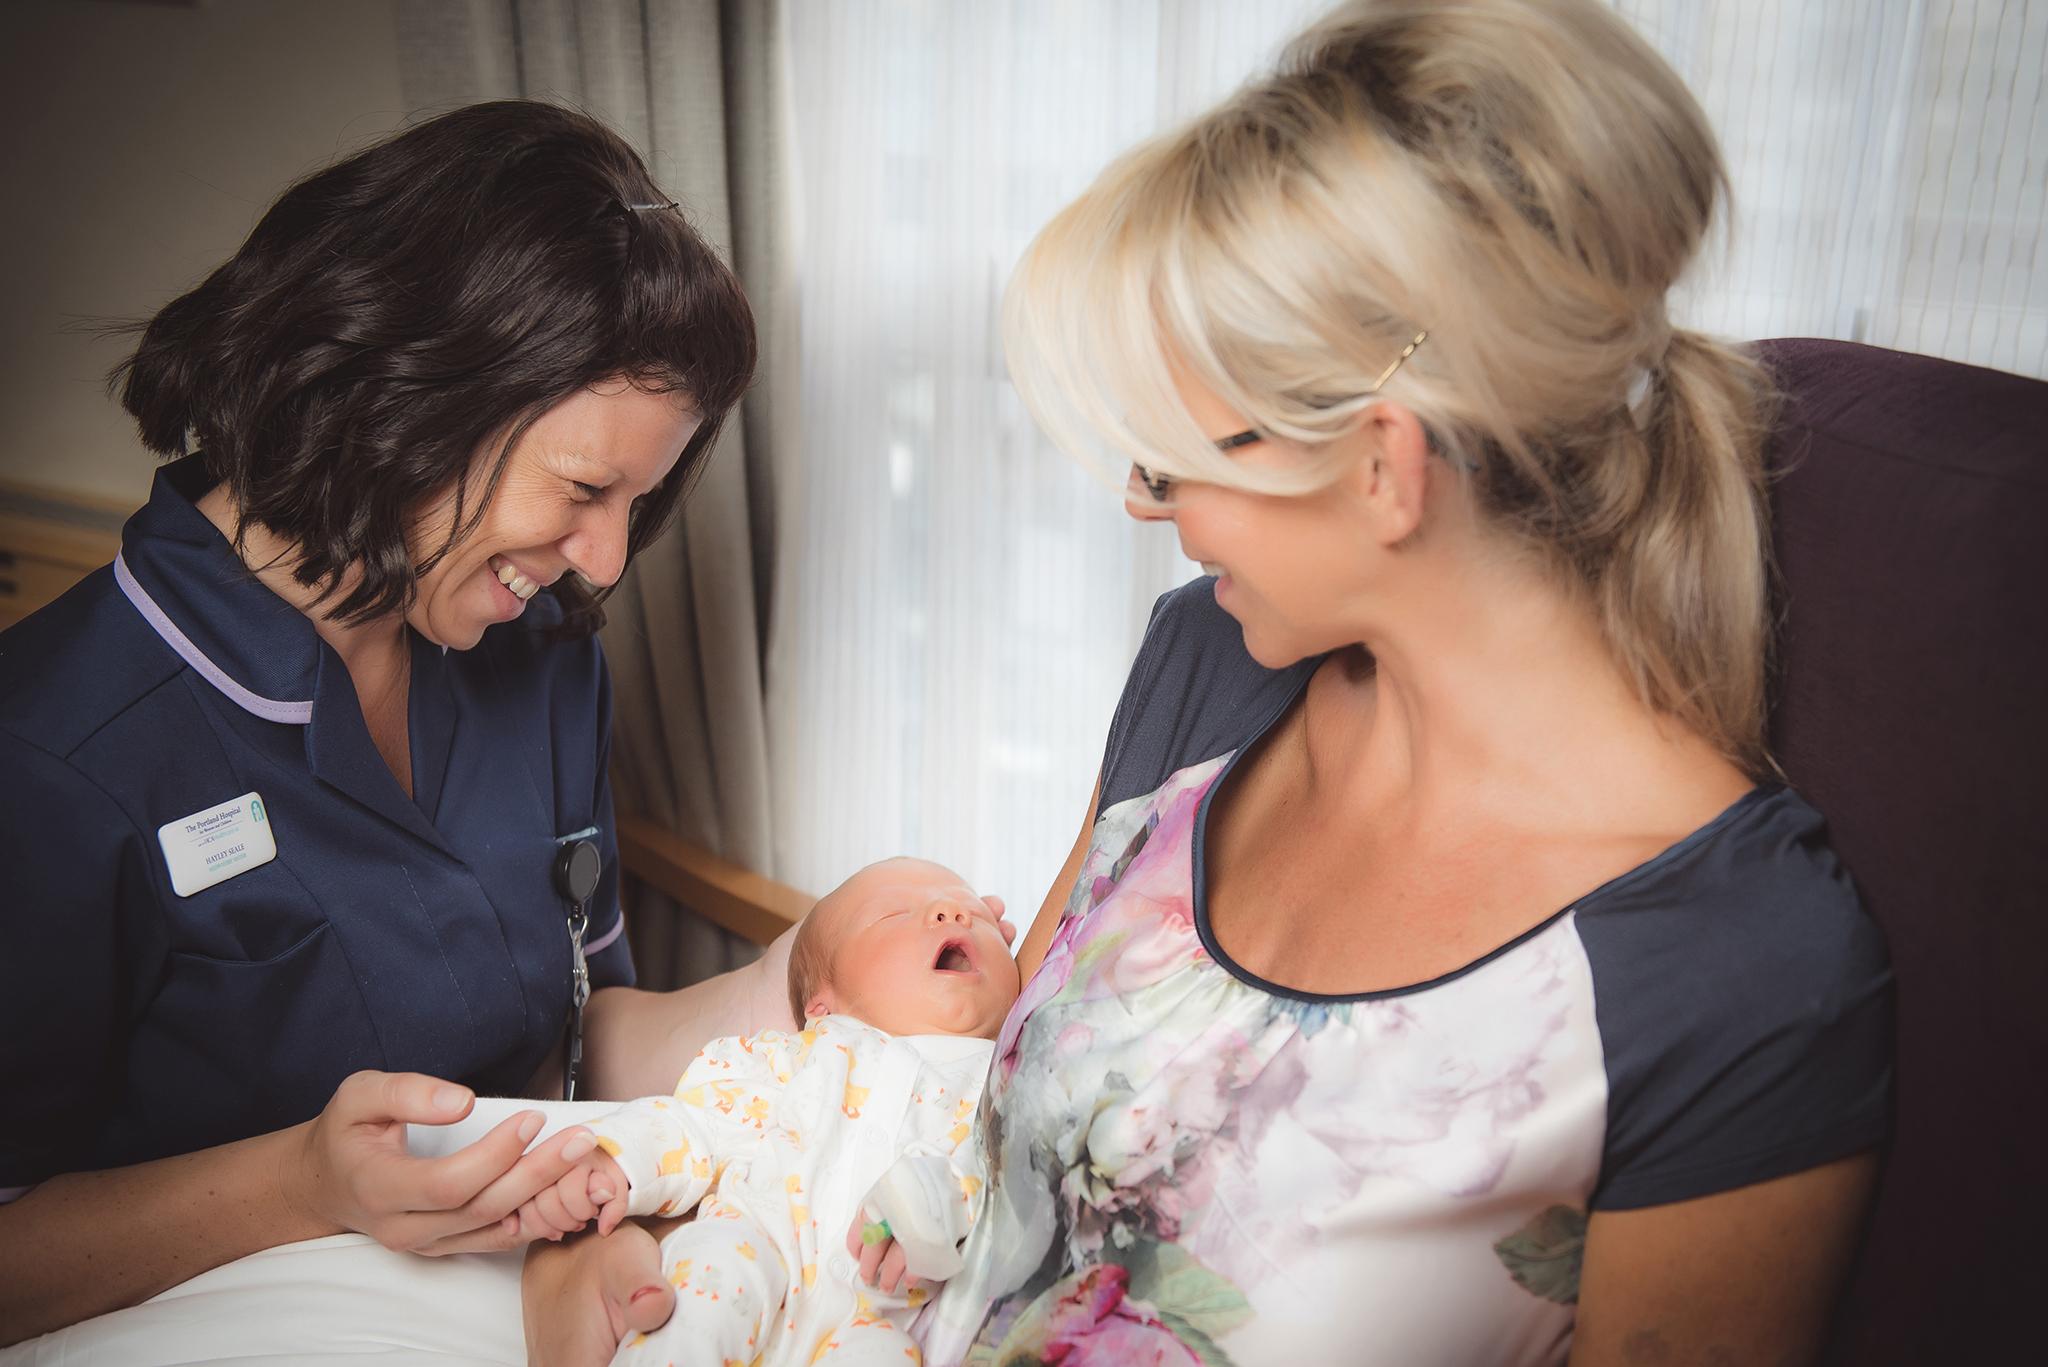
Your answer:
[396,0,798,988]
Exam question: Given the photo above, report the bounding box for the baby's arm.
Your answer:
[849,1091,990,1290]
[521,1030,793,1240]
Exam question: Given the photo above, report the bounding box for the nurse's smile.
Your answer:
[406,380,703,651]
[489,555,546,604]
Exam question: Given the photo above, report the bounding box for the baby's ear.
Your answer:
[804,988,836,1023]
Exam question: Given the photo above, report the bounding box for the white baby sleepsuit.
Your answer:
[591,1015,990,1366]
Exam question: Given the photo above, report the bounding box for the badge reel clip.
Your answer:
[552,834,603,1101]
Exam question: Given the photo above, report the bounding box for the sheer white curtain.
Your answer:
[768,0,2047,927]
[767,1,1328,918]
[1621,0,2048,372]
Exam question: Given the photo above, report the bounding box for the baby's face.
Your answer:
[808,858,1021,1039]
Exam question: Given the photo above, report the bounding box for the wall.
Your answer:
[0,0,407,510]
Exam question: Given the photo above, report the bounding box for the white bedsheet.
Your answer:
[2,1100,618,1367]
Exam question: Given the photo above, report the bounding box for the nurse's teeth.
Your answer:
[493,559,538,600]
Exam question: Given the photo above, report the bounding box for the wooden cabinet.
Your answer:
[0,482,129,632]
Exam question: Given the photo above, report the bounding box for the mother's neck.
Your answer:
[1311,542,1744,832]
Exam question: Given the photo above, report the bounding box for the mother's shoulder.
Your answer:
[1573,784,1886,980]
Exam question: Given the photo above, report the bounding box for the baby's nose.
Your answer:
[925,902,967,926]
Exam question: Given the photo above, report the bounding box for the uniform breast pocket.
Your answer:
[160,856,330,964]
[132,918,385,1163]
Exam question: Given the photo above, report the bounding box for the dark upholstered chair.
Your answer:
[1759,339,2047,1365]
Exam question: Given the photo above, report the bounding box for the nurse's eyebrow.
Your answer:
[555,450,621,482]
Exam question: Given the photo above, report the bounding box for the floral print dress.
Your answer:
[914,581,1892,1367]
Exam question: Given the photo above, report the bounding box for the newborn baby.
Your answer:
[516,857,1021,1366]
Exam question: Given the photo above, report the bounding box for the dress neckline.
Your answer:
[1187,663,1773,1004]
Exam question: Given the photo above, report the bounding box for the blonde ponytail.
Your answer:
[1595,333,1775,768]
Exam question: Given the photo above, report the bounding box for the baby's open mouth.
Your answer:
[933,938,973,973]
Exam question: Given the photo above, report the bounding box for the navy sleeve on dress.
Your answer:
[0,734,166,1188]
[1578,789,1895,1210]
[1099,580,1314,810]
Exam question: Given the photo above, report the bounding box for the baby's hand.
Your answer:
[845,1210,914,1294]
[514,1148,629,1243]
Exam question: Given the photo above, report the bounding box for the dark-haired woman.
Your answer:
[0,100,757,1343]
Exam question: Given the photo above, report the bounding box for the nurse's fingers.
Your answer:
[402,1108,549,1214]
[414,1211,534,1256]
[336,1069,477,1128]
[434,1126,600,1236]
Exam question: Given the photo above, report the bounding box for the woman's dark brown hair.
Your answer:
[112,100,756,635]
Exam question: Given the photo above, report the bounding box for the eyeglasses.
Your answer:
[1132,329,1429,503]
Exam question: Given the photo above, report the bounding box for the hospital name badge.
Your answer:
[157,791,278,897]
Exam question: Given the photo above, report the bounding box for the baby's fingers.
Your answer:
[856,1233,891,1287]
[556,1171,598,1225]
[531,1185,582,1237]
[596,1192,630,1237]
[878,1242,911,1295]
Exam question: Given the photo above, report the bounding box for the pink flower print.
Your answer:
[1288,929,1574,1199]
[997,910,1083,1078]
[1031,1266,1203,1367]
[1056,1022,1096,1060]
[1100,785,1202,914]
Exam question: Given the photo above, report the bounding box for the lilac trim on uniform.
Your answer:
[585,912,626,956]
[0,1184,32,1205]
[115,552,315,725]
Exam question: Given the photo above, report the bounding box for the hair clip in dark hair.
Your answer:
[624,199,680,213]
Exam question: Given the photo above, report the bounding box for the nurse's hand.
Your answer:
[293,1069,600,1255]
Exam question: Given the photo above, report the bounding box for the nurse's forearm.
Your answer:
[580,924,800,1101]
[0,1122,334,1347]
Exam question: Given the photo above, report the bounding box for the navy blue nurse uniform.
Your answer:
[0,456,635,1195]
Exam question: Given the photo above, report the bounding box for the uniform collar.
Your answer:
[118,455,458,848]
[116,456,322,715]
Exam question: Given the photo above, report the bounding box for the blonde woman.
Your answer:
[526,2,1890,1363]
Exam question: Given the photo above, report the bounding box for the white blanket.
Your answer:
[2,1100,617,1367]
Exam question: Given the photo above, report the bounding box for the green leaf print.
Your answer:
[1136,1241,1253,1339]
[1158,1311,1233,1367]
[1492,1204,1588,1305]
[1069,927,1130,984]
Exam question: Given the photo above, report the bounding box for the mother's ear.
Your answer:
[1345,400,1435,547]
